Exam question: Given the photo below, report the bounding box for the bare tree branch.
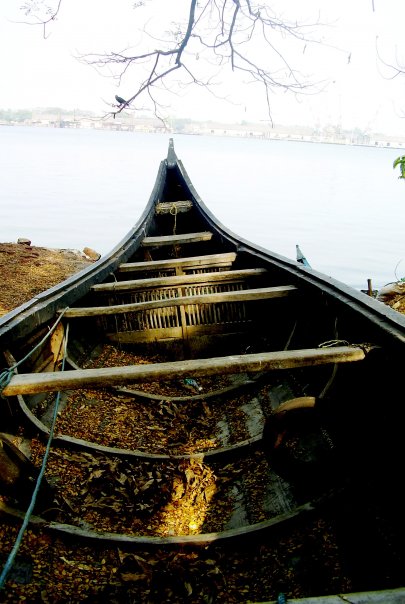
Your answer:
[20,0,326,123]
[374,36,405,123]
[18,0,62,39]
[376,37,405,80]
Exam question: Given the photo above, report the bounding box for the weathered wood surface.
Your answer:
[115,378,257,402]
[105,320,253,344]
[118,252,237,273]
[91,268,268,292]
[2,346,366,396]
[0,434,54,508]
[0,435,35,490]
[274,396,317,414]
[155,200,193,214]
[64,285,297,317]
[141,232,212,247]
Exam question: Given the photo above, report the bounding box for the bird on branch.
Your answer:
[115,95,128,106]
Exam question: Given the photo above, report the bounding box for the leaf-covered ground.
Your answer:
[0,242,93,316]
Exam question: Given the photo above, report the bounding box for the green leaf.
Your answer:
[393,156,405,179]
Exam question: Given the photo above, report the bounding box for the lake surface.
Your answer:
[1,126,404,291]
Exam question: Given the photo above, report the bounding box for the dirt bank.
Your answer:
[0,242,95,317]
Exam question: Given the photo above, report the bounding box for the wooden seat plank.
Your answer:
[91,268,267,292]
[64,285,298,318]
[118,252,237,273]
[141,232,212,247]
[2,346,366,396]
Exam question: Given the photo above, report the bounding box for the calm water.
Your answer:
[1,126,404,291]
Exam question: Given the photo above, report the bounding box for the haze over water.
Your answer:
[1,126,404,292]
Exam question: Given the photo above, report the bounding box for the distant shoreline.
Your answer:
[1,111,404,150]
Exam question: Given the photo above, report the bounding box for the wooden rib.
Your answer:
[55,433,262,462]
[2,346,367,396]
[12,384,263,461]
[141,232,212,247]
[0,497,326,546]
[118,252,237,273]
[64,285,297,318]
[91,268,267,293]
[114,379,257,402]
[13,381,263,462]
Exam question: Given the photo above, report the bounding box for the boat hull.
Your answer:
[1,139,404,602]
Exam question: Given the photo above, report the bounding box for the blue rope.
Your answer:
[0,323,69,590]
[0,308,68,396]
[0,369,13,392]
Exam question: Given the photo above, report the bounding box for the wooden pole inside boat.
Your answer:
[1,346,368,396]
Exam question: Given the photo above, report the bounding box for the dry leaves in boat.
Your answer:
[52,389,223,454]
[0,514,352,603]
[27,439,278,538]
[45,379,269,455]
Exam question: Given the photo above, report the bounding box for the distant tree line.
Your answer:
[0,108,92,122]
[0,109,33,122]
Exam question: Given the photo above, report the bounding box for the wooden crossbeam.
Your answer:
[63,285,298,318]
[91,268,267,293]
[141,232,212,247]
[118,252,237,273]
[2,346,366,396]
[155,200,193,214]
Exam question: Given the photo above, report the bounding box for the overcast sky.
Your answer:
[1,0,405,134]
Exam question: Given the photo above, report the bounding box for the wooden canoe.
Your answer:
[1,139,405,602]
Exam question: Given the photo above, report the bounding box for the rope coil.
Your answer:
[0,368,13,393]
